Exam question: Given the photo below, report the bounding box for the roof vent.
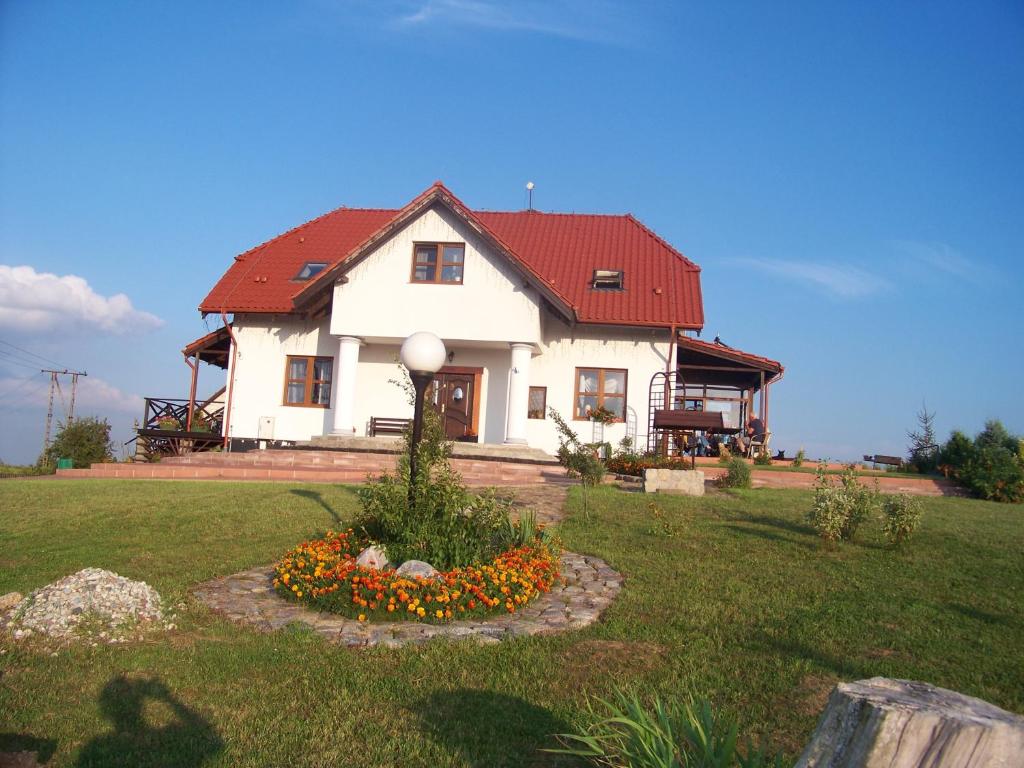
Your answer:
[294,262,328,281]
[591,269,624,291]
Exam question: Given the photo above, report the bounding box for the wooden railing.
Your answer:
[140,398,224,436]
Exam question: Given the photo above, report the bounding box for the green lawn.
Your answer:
[1,479,1022,767]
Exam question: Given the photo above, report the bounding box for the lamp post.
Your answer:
[399,331,446,508]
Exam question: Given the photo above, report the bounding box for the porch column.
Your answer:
[504,342,532,445]
[331,336,363,435]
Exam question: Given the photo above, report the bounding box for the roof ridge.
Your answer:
[624,213,700,272]
[474,209,630,218]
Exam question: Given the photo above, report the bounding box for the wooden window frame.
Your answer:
[527,386,547,419]
[573,367,628,421]
[410,242,465,285]
[282,355,333,408]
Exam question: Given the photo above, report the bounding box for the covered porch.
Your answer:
[134,327,231,459]
[648,335,784,456]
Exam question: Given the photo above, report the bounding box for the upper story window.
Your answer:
[283,355,333,407]
[294,262,328,281]
[412,243,465,284]
[591,269,624,290]
[574,367,627,421]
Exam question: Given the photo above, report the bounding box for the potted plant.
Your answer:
[589,406,618,425]
[191,412,212,433]
[156,415,180,431]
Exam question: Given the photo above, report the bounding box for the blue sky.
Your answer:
[1,0,1021,464]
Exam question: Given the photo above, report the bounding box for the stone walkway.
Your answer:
[493,479,573,525]
[193,551,621,648]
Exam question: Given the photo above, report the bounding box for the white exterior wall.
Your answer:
[222,203,675,454]
[330,203,542,345]
[526,317,671,454]
[224,314,337,443]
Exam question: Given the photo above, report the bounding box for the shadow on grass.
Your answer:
[722,523,814,549]
[74,675,223,767]
[0,733,57,764]
[735,512,816,537]
[946,601,1017,628]
[760,636,870,680]
[290,489,343,526]
[414,689,573,767]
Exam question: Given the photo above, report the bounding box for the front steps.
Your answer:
[56,447,563,486]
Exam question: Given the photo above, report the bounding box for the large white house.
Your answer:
[173,182,780,457]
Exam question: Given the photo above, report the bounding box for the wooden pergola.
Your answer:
[648,335,784,455]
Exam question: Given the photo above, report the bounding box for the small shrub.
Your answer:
[753,452,772,466]
[792,448,806,468]
[881,494,923,545]
[718,458,751,489]
[550,407,605,519]
[961,445,1024,503]
[807,464,879,544]
[548,687,782,768]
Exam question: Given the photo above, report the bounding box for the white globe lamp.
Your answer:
[400,331,446,375]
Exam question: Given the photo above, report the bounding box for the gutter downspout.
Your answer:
[184,353,198,431]
[221,311,239,450]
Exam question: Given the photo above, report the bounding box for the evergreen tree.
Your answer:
[906,403,938,473]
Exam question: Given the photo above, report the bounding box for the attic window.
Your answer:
[592,269,624,290]
[294,262,328,281]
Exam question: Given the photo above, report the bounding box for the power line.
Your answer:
[0,339,67,369]
[0,373,46,410]
[0,351,42,372]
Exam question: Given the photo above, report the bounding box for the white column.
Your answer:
[504,342,532,445]
[332,336,362,435]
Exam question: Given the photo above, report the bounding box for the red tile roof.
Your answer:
[199,182,704,329]
[677,336,784,377]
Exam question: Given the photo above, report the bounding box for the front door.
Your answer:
[430,370,478,440]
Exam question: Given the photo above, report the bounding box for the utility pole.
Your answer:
[40,369,87,451]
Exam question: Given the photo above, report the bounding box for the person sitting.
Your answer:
[695,432,710,457]
[736,416,766,456]
[706,429,721,456]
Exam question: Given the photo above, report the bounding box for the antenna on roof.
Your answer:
[526,181,535,211]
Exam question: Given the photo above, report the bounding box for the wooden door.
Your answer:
[430,371,477,440]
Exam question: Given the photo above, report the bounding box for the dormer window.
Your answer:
[592,269,624,290]
[294,262,327,281]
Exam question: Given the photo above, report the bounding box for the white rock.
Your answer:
[643,468,704,496]
[0,591,22,613]
[796,677,1024,768]
[355,545,391,570]
[394,560,440,581]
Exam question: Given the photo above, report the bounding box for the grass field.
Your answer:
[1,479,1021,767]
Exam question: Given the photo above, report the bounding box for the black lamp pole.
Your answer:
[408,370,434,509]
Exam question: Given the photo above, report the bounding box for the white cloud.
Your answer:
[0,265,163,334]
[395,0,621,42]
[730,258,891,299]
[0,374,143,416]
[891,240,993,283]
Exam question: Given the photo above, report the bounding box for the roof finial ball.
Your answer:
[399,331,446,509]
[526,181,535,211]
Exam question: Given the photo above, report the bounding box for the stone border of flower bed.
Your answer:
[193,552,622,647]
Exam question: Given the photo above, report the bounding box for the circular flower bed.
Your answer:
[273,530,560,623]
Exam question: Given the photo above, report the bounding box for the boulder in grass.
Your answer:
[796,677,1024,768]
[355,545,391,570]
[394,560,440,581]
[0,591,22,614]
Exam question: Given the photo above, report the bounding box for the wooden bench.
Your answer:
[369,417,410,437]
[863,454,903,467]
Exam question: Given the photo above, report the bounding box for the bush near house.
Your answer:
[37,417,112,469]
[718,457,752,489]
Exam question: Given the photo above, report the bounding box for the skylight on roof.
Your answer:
[592,269,624,290]
[294,262,328,281]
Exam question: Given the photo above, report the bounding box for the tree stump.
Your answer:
[796,677,1024,768]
